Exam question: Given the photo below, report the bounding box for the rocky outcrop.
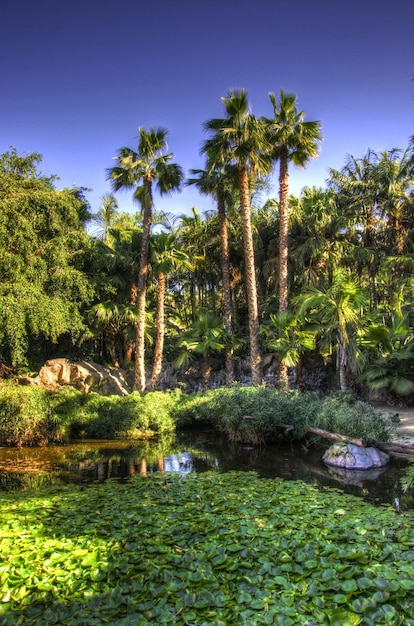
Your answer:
[322,443,389,470]
[21,358,133,396]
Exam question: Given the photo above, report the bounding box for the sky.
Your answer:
[1,0,413,222]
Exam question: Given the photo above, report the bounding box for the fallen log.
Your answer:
[306,427,368,448]
[375,441,414,457]
[281,424,414,457]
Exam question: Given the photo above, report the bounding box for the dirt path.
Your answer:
[372,404,414,442]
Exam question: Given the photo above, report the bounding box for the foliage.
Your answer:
[1,472,414,625]
[173,386,392,445]
[357,314,414,398]
[0,149,93,368]
[0,384,180,446]
[50,389,178,440]
[0,384,54,446]
[311,392,394,442]
[401,458,414,493]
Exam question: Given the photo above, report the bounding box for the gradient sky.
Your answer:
[1,0,413,220]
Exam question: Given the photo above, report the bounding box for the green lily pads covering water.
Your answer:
[1,472,414,625]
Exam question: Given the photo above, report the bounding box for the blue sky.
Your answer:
[1,0,413,220]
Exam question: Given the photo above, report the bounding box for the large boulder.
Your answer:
[322,443,389,470]
[25,358,132,396]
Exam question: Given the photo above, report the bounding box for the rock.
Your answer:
[322,443,389,469]
[25,358,132,396]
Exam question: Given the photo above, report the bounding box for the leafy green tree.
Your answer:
[264,91,322,388]
[289,186,346,290]
[107,128,183,392]
[0,149,93,368]
[203,89,273,385]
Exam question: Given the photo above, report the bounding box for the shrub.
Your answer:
[172,386,393,445]
[0,383,53,446]
[313,393,394,443]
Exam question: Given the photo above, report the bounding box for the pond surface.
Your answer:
[0,428,413,510]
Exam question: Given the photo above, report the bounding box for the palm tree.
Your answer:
[260,311,314,389]
[375,147,414,255]
[296,271,368,391]
[202,89,273,385]
[175,310,226,389]
[149,231,192,390]
[107,127,183,393]
[357,313,414,401]
[289,186,346,290]
[187,164,238,385]
[94,192,119,243]
[265,91,322,388]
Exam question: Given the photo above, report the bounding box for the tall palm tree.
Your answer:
[202,89,273,385]
[264,90,322,388]
[107,127,183,393]
[187,164,238,385]
[149,231,192,390]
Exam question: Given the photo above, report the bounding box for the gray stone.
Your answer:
[21,358,132,396]
[322,443,389,469]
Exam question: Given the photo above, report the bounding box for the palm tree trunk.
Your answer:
[150,271,166,390]
[134,182,152,393]
[217,189,234,385]
[278,150,289,389]
[239,166,262,385]
[337,341,348,392]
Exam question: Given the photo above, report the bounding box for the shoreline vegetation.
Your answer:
[0,383,395,449]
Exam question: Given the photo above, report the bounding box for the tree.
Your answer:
[107,127,183,393]
[149,231,192,390]
[187,165,238,385]
[175,310,226,389]
[264,91,322,388]
[260,311,314,388]
[357,313,414,401]
[297,271,368,392]
[202,89,273,385]
[0,149,93,368]
[94,192,119,243]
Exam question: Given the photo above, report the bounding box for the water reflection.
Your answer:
[0,428,412,510]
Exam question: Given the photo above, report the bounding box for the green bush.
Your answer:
[313,392,394,442]
[51,390,178,440]
[173,386,393,445]
[0,383,53,446]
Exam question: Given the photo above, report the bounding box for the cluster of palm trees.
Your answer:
[92,89,413,399]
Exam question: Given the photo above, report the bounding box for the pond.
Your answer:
[0,427,413,510]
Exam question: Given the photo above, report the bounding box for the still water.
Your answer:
[0,428,412,510]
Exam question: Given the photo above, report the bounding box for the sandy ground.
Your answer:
[372,404,414,442]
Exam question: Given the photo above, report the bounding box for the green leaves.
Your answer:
[1,471,414,625]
